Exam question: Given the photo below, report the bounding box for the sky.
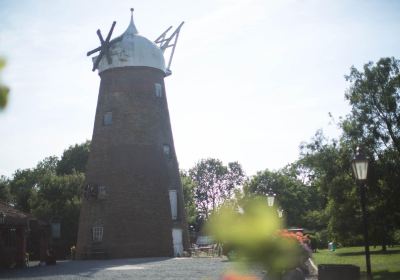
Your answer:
[0,0,399,178]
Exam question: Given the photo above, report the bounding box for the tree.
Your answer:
[344,57,400,156]
[8,156,60,212]
[30,172,84,251]
[341,57,400,249]
[4,141,88,256]
[298,130,365,245]
[189,158,245,219]
[9,168,39,212]
[244,166,321,229]
[56,140,90,175]
[180,171,198,225]
[0,175,11,203]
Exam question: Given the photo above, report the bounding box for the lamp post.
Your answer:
[351,147,372,280]
[267,188,276,207]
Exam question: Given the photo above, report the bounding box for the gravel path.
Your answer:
[0,257,233,280]
[0,257,318,280]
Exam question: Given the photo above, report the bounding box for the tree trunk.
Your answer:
[382,224,387,252]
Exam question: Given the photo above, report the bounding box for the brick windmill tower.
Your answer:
[76,9,188,259]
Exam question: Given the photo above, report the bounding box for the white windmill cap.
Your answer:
[94,9,166,74]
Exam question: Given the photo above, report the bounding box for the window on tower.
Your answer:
[92,226,103,242]
[163,144,171,158]
[155,83,162,97]
[169,190,178,220]
[97,186,107,200]
[103,112,112,126]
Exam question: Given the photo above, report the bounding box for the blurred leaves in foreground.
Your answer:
[207,197,304,279]
[0,57,10,110]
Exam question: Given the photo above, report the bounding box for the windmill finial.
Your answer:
[125,8,138,35]
[129,8,136,27]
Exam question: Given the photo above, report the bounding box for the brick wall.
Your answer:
[76,66,188,259]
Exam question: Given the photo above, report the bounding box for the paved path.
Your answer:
[0,257,318,280]
[0,257,233,280]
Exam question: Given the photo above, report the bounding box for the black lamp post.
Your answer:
[351,147,372,280]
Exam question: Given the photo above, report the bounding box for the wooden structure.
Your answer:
[0,201,49,267]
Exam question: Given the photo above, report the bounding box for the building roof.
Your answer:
[94,12,166,74]
[0,201,30,226]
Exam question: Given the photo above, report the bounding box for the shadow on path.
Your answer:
[0,257,171,279]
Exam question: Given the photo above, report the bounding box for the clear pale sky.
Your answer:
[0,0,399,178]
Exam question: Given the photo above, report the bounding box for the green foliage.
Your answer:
[56,140,90,175]
[298,130,362,244]
[313,246,400,280]
[9,168,39,212]
[180,171,198,224]
[29,172,84,248]
[296,58,400,248]
[313,229,329,249]
[189,158,245,219]
[342,57,400,248]
[8,156,60,212]
[207,198,303,278]
[0,175,11,203]
[394,230,400,244]
[3,141,88,256]
[302,210,328,234]
[0,57,9,110]
[344,57,400,154]
[244,167,320,229]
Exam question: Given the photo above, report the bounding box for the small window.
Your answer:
[98,186,107,200]
[163,144,171,157]
[92,226,103,242]
[169,190,178,220]
[155,83,162,97]
[103,112,112,126]
[51,222,61,239]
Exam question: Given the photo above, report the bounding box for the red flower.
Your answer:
[221,273,261,280]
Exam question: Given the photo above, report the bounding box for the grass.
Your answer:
[312,246,400,280]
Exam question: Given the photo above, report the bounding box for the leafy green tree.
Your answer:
[340,57,400,249]
[56,140,90,175]
[298,130,363,245]
[189,158,245,219]
[5,141,88,255]
[244,166,320,229]
[36,156,59,176]
[344,57,400,156]
[30,172,84,250]
[0,175,11,203]
[180,171,198,225]
[0,57,9,110]
[9,168,39,212]
[8,156,60,212]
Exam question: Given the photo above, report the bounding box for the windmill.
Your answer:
[76,10,189,259]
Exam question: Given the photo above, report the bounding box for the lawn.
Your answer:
[312,246,400,280]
